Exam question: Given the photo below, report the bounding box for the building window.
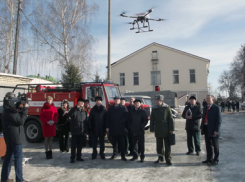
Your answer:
[120,73,125,86]
[151,71,161,85]
[173,70,179,84]
[133,72,139,85]
[152,51,158,60]
[190,69,196,83]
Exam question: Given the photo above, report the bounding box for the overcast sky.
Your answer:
[89,0,245,91]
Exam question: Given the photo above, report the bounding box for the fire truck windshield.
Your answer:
[105,86,120,100]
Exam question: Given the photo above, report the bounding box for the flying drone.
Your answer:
[120,8,165,33]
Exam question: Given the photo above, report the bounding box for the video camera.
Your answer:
[3,92,30,112]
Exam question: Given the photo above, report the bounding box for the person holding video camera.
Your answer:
[40,96,58,159]
[1,92,30,182]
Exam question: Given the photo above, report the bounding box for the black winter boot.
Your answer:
[45,151,48,159]
[49,150,53,159]
[154,156,164,163]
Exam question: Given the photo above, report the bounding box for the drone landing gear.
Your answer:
[130,28,135,30]
[147,21,153,32]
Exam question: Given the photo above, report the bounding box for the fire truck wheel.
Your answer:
[24,120,43,143]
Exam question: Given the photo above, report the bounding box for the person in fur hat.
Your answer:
[67,98,87,163]
[58,99,71,152]
[88,96,107,159]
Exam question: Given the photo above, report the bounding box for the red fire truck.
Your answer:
[13,82,150,143]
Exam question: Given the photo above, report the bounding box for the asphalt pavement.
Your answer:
[1,111,245,182]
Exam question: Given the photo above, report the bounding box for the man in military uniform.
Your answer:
[150,95,174,165]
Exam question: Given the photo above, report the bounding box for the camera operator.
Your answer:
[1,92,30,182]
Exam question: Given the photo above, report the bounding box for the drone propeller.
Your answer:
[144,7,155,13]
[124,22,133,24]
[148,18,166,21]
[120,11,128,17]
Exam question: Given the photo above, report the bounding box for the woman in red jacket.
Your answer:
[40,96,58,159]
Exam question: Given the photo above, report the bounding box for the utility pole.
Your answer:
[13,0,22,75]
[242,45,245,102]
[107,0,111,81]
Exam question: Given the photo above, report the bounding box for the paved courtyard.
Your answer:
[1,112,245,182]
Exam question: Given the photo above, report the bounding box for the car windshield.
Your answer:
[144,99,152,107]
[105,86,120,100]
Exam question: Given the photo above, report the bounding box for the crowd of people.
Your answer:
[186,98,240,113]
[1,92,222,182]
[36,95,175,164]
[219,100,240,113]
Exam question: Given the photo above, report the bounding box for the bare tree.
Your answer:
[218,70,239,99]
[0,0,17,73]
[69,33,96,81]
[30,0,98,69]
[231,44,245,86]
[0,0,34,74]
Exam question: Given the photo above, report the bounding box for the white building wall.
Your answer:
[111,43,210,106]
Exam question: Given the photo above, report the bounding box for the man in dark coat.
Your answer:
[231,100,236,112]
[227,100,231,112]
[88,96,107,160]
[200,95,222,165]
[1,92,29,182]
[236,100,239,112]
[120,97,126,106]
[185,100,189,106]
[128,99,148,162]
[67,98,87,163]
[150,95,174,165]
[127,97,135,112]
[120,97,129,154]
[202,99,207,108]
[126,97,135,156]
[196,100,200,107]
[220,101,225,112]
[106,96,128,161]
[182,96,202,156]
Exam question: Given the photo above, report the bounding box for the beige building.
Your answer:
[111,42,210,106]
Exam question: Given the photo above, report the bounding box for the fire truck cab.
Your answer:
[13,82,150,143]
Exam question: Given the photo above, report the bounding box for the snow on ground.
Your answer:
[1,112,245,182]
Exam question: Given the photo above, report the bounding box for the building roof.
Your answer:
[30,78,54,84]
[0,73,33,80]
[111,42,210,67]
[0,73,33,87]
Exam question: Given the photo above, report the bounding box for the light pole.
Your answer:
[107,0,111,81]
[13,0,22,75]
